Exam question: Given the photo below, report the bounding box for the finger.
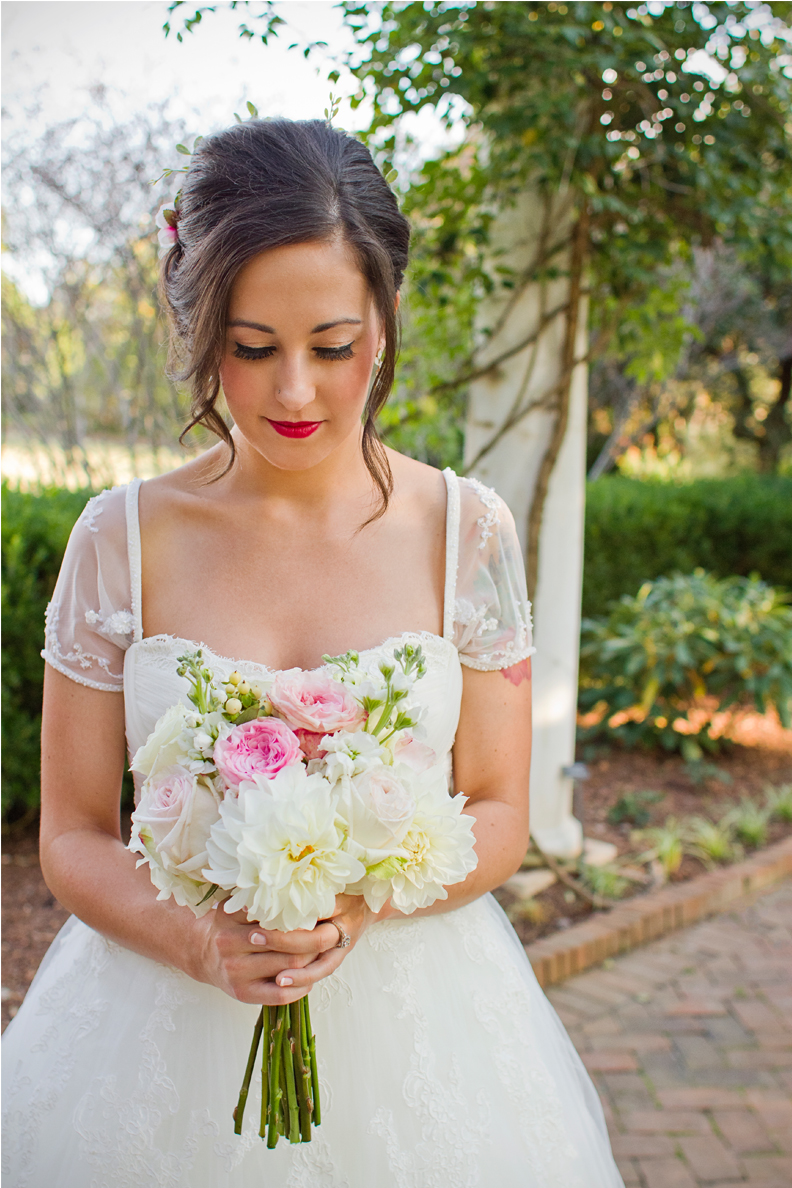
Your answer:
[248,922,340,955]
[274,947,345,991]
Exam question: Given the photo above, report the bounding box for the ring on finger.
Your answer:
[331,920,351,949]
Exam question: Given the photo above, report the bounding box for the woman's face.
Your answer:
[220,237,384,472]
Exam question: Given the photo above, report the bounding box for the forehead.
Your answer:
[228,238,372,322]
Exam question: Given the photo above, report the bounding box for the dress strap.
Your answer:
[442,468,460,641]
[125,478,143,644]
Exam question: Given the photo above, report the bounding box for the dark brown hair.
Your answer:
[159,118,410,517]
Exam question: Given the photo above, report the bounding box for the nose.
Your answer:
[272,354,316,414]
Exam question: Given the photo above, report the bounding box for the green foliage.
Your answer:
[340,1,792,401]
[579,863,629,901]
[637,816,685,876]
[583,474,792,618]
[684,816,740,868]
[579,570,792,755]
[1,485,93,821]
[765,782,792,823]
[722,797,770,848]
[607,789,663,828]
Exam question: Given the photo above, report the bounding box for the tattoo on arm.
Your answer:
[501,658,531,687]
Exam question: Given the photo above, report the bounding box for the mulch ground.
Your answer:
[495,714,792,949]
[3,716,791,1034]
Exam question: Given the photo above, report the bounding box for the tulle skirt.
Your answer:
[2,895,623,1187]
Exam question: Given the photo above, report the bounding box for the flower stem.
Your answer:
[233,1006,264,1135]
[284,1028,300,1143]
[304,994,321,1126]
[259,1007,271,1139]
[291,1000,312,1141]
[266,1008,285,1148]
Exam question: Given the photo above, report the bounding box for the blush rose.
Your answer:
[213,717,302,788]
[268,670,367,735]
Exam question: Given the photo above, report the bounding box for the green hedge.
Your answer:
[1,484,93,822]
[583,475,792,618]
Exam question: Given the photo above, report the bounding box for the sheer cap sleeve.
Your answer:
[42,485,135,692]
[451,475,535,671]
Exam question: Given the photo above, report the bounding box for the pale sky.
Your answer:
[2,1,367,135]
[2,0,462,156]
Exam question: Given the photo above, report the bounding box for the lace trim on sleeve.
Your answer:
[42,600,126,692]
[464,476,500,549]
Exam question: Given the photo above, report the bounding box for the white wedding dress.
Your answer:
[3,469,623,1188]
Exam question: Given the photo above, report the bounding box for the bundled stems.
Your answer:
[233,997,320,1148]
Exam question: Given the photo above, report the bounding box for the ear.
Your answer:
[394,290,401,313]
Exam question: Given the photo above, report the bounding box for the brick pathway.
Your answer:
[547,880,792,1188]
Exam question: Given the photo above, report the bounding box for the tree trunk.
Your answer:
[463,189,589,858]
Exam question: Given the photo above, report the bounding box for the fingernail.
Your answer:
[278,976,293,987]
[251,933,267,946]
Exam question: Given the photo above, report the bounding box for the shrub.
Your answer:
[578,570,792,756]
[583,475,792,618]
[1,484,93,822]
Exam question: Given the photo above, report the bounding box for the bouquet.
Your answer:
[128,643,478,1147]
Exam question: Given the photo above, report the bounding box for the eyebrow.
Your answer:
[227,318,363,334]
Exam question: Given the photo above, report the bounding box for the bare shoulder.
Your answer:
[137,448,231,546]
[386,449,448,521]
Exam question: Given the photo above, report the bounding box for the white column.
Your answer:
[463,194,587,859]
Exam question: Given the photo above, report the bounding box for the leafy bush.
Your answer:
[579,570,792,756]
[1,484,93,822]
[583,475,792,618]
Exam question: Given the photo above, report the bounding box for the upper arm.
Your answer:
[452,660,532,827]
[38,485,134,858]
[40,665,128,853]
[449,477,535,833]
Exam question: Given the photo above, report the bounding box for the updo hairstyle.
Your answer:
[160,118,411,517]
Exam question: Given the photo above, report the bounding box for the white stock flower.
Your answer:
[320,731,391,783]
[129,765,223,916]
[130,702,193,779]
[357,769,478,914]
[203,765,365,932]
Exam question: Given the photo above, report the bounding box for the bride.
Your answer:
[2,118,623,1187]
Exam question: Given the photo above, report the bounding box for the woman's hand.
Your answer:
[194,894,380,1006]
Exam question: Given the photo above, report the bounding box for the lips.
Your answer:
[266,419,323,439]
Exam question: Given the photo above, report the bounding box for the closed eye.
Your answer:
[232,342,355,361]
[314,343,354,360]
[233,343,275,360]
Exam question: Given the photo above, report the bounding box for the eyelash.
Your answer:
[232,343,355,361]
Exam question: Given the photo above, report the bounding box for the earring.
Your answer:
[375,348,384,368]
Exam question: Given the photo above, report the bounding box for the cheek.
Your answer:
[219,357,263,407]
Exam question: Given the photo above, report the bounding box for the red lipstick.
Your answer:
[266,419,323,439]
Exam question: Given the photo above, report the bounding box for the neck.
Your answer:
[213,424,378,516]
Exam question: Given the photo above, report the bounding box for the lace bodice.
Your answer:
[42,469,534,766]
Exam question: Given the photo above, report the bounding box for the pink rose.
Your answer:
[213,717,301,788]
[393,734,437,773]
[294,729,328,762]
[268,670,366,735]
